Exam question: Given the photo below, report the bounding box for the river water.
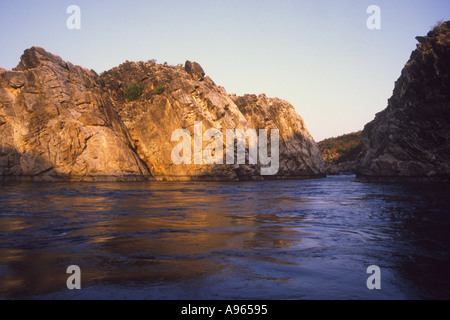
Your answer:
[0,175,449,300]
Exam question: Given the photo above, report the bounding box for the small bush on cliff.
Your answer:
[125,83,143,101]
[430,20,450,35]
[153,84,165,95]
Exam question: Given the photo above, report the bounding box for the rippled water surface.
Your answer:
[0,175,449,300]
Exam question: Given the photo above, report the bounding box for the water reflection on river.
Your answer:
[0,175,449,299]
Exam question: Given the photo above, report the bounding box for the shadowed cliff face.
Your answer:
[0,47,325,181]
[357,21,450,182]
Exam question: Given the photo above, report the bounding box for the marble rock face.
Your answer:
[0,47,325,181]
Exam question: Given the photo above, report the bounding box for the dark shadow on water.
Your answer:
[381,182,450,300]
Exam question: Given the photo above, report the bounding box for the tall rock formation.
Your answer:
[0,47,325,181]
[357,21,450,182]
[0,47,150,181]
[232,94,324,177]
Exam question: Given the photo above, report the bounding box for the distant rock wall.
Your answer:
[357,22,450,182]
[0,47,325,181]
[318,131,362,175]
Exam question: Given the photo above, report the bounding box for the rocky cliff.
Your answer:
[0,47,325,181]
[357,21,450,182]
[232,94,325,177]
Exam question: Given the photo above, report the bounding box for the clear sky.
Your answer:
[1,0,449,141]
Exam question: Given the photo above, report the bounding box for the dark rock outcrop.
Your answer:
[357,22,450,182]
[325,161,358,176]
[184,60,205,81]
[0,47,325,181]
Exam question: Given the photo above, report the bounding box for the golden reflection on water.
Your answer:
[0,249,73,299]
[0,182,307,299]
[0,218,31,232]
[3,178,450,299]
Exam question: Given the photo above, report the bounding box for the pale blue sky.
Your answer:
[1,0,449,141]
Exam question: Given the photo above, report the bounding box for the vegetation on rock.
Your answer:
[125,83,143,101]
[153,84,165,95]
[318,131,362,165]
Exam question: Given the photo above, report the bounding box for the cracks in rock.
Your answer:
[33,166,54,176]
[75,101,92,107]
[216,112,226,121]
[86,123,109,128]
[125,140,153,179]
[71,134,94,165]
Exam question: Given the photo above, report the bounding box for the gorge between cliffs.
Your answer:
[1,21,449,183]
[1,20,450,301]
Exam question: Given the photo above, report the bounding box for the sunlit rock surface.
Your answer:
[0,47,325,181]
